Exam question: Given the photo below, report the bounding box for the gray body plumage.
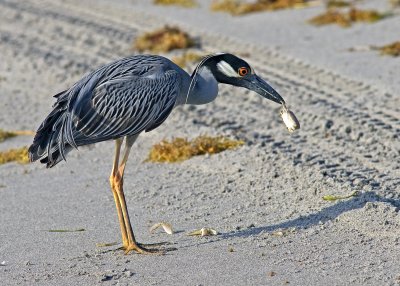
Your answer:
[29,52,285,169]
[29,54,219,167]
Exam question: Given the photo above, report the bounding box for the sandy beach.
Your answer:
[0,0,399,285]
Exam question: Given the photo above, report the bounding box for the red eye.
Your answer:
[238,67,248,76]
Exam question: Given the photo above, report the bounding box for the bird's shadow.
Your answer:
[220,191,400,239]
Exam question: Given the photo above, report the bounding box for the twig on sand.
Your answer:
[322,190,360,201]
[47,228,86,232]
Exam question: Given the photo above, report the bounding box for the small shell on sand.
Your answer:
[280,104,300,133]
[149,222,174,235]
[187,228,218,236]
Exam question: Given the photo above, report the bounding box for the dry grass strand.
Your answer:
[322,190,360,201]
[0,129,35,142]
[153,0,197,7]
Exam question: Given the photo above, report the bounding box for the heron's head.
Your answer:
[193,53,285,104]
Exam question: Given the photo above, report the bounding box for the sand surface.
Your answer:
[0,0,399,285]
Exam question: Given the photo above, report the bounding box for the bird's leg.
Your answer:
[109,138,129,248]
[114,136,163,254]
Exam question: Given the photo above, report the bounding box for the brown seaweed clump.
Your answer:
[377,41,400,57]
[146,136,244,163]
[134,26,195,53]
[171,52,203,68]
[0,129,35,142]
[210,0,315,15]
[153,0,197,7]
[0,146,29,165]
[308,9,349,27]
[348,8,385,23]
[309,8,386,27]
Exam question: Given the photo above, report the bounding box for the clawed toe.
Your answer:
[119,242,177,255]
[124,244,164,255]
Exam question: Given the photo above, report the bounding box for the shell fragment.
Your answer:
[149,222,174,235]
[280,104,300,133]
[187,227,218,237]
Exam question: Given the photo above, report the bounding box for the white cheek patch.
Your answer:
[217,60,240,78]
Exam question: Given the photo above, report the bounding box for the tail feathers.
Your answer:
[29,98,76,168]
[39,145,73,168]
[28,110,62,162]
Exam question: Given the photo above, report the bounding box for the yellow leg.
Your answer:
[110,139,129,247]
[113,135,164,254]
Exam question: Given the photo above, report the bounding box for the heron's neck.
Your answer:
[185,67,219,105]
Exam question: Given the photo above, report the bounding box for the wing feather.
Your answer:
[73,70,180,142]
[29,54,183,167]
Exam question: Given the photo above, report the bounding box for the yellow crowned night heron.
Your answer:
[29,53,285,254]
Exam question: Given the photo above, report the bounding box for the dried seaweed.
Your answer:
[377,41,400,57]
[0,146,29,165]
[134,26,195,53]
[348,8,385,22]
[210,0,316,15]
[309,9,350,27]
[146,135,244,163]
[309,8,386,27]
[172,52,203,68]
[153,0,197,7]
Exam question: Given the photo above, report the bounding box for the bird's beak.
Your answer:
[243,74,285,104]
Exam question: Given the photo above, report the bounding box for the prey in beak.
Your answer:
[202,53,299,132]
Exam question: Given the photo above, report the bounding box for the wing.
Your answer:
[72,70,180,144]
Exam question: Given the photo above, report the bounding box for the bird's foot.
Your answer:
[124,243,162,255]
[120,241,176,255]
